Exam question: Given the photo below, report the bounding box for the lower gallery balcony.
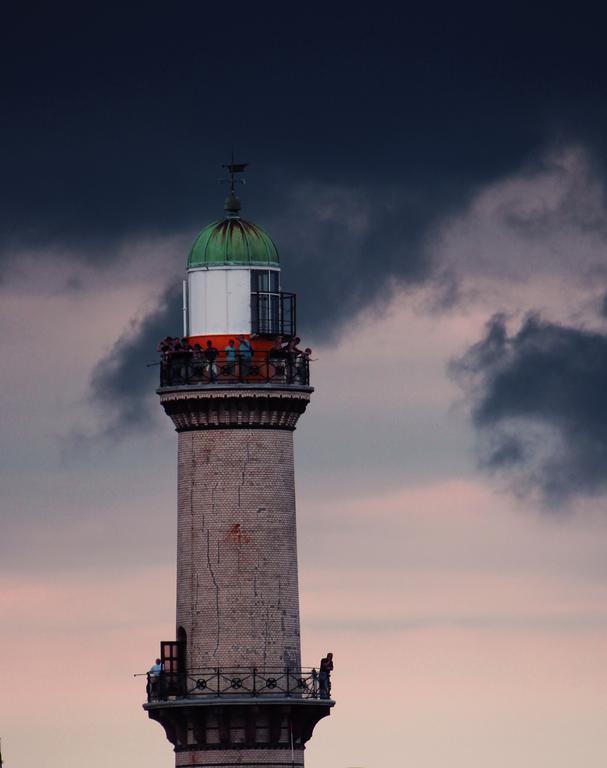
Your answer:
[144,667,332,704]
[142,667,334,752]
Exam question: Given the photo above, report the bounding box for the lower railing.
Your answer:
[145,667,332,703]
[159,353,310,387]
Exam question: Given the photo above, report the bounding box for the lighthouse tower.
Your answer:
[144,163,334,768]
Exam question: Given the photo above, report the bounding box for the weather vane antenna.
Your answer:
[221,151,249,193]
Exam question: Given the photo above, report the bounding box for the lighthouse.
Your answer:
[144,163,334,768]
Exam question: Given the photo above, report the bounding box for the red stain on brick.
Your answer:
[225,523,251,546]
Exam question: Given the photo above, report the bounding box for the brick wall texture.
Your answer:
[175,748,304,767]
[176,428,302,672]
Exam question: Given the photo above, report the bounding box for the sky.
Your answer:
[3,3,607,767]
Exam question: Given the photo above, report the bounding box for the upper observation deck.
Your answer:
[159,350,310,389]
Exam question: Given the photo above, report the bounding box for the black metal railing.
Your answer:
[159,352,310,387]
[251,291,296,338]
[145,667,332,703]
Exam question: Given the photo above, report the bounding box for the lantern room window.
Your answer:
[250,269,296,338]
[251,269,280,293]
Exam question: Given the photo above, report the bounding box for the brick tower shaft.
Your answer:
[176,428,301,671]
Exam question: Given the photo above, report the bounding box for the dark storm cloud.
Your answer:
[6,3,607,437]
[3,2,606,258]
[4,3,606,287]
[89,283,182,439]
[452,314,607,503]
[268,183,447,336]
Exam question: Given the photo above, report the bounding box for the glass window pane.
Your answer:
[259,294,269,333]
[251,270,269,292]
[258,271,270,291]
[270,271,279,292]
[270,295,279,333]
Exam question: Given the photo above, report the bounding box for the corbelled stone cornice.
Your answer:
[158,385,312,431]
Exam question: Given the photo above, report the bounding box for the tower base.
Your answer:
[145,698,333,767]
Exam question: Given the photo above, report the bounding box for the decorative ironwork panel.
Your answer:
[159,352,310,388]
[145,667,323,703]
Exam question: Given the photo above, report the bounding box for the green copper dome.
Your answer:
[187,192,279,269]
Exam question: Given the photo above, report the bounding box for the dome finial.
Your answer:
[224,189,241,217]
[221,153,248,218]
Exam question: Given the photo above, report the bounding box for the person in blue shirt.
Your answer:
[237,335,253,380]
[147,658,163,700]
[224,339,236,377]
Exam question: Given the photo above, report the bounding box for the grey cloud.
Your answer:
[433,146,607,292]
[503,150,607,239]
[451,313,607,503]
[88,282,182,439]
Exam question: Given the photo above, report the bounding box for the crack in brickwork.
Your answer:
[206,528,221,656]
[262,606,270,669]
[238,438,251,509]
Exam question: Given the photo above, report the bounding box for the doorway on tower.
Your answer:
[160,629,186,698]
[250,269,296,338]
